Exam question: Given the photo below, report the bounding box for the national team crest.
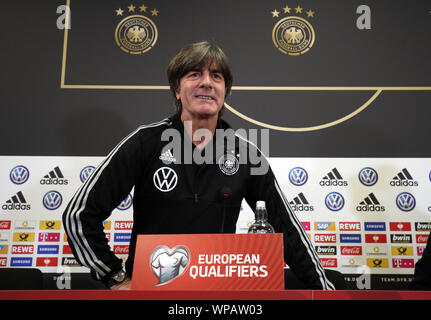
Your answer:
[218,154,239,176]
[271,4,316,56]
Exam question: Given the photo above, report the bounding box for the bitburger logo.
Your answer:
[271,4,316,56]
[114,3,159,54]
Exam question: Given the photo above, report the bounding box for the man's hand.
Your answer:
[110,276,132,290]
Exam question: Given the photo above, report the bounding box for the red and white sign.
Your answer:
[36,257,58,267]
[114,221,133,230]
[314,234,336,243]
[365,234,387,243]
[132,233,284,290]
[389,222,411,231]
[339,222,361,232]
[320,258,337,268]
[11,245,34,254]
[0,258,7,267]
[0,221,11,230]
[114,245,129,255]
[416,234,429,244]
[340,246,362,255]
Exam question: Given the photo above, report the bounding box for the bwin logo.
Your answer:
[325,192,345,212]
[80,166,95,183]
[117,194,133,211]
[43,191,63,210]
[10,165,30,185]
[396,192,416,212]
[289,167,308,186]
[358,167,378,186]
[153,167,178,192]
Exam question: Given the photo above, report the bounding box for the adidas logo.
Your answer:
[289,192,314,211]
[390,168,418,187]
[356,193,385,212]
[320,168,348,186]
[159,149,176,164]
[2,191,31,210]
[40,166,68,185]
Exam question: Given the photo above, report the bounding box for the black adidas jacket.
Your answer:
[62,114,334,289]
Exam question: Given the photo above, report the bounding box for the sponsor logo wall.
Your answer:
[1,156,430,277]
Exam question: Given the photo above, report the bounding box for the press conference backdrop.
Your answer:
[1,0,431,289]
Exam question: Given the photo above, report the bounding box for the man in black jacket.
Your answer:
[62,41,334,290]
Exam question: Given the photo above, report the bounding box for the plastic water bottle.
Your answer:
[248,201,275,234]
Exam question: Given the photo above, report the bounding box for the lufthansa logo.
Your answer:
[115,14,158,54]
[10,165,30,185]
[396,192,416,212]
[358,167,378,186]
[325,192,345,212]
[289,167,308,186]
[153,167,178,192]
[42,191,63,210]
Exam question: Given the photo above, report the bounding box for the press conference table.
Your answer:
[0,289,430,300]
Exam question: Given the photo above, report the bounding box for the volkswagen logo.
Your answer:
[289,167,308,186]
[153,167,178,192]
[10,165,30,185]
[117,194,133,211]
[396,192,416,212]
[43,191,63,210]
[80,166,95,183]
[358,167,378,186]
[325,192,345,211]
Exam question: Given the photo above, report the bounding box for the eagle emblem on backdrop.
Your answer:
[114,3,159,54]
[271,4,315,55]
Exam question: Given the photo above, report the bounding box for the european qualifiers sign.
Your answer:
[132,234,285,290]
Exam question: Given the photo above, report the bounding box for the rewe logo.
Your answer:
[289,192,314,211]
[151,245,190,286]
[153,167,178,192]
[320,168,347,186]
[2,192,30,210]
[356,193,385,212]
[390,168,418,187]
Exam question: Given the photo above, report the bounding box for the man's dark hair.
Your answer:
[167,41,233,115]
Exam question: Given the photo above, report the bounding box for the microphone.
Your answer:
[219,186,232,233]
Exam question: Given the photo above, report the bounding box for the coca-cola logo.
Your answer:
[114,245,129,254]
[340,246,362,255]
[320,258,337,268]
[0,221,11,229]
[416,234,429,243]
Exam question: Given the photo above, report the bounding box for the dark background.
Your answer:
[1,0,430,157]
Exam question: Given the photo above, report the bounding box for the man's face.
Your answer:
[176,63,226,120]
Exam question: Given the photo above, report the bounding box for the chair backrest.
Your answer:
[0,268,44,290]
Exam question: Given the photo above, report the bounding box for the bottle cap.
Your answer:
[256,201,266,210]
